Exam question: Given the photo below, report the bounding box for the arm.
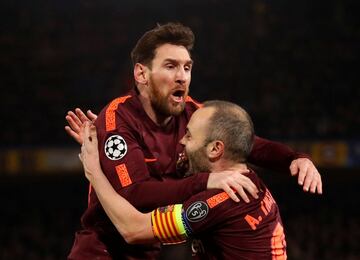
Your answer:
[88,164,154,243]
[96,122,258,207]
[94,112,209,209]
[81,122,155,244]
[65,108,204,208]
[67,107,258,209]
[249,136,322,194]
[66,106,258,209]
[248,136,307,172]
[81,123,253,244]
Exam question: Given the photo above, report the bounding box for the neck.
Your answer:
[138,91,172,127]
[211,160,248,173]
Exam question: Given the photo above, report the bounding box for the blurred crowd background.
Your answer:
[0,0,359,259]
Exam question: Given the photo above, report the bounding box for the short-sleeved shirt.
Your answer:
[151,170,287,260]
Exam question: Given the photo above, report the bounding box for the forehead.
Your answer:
[188,107,215,134]
[153,43,191,62]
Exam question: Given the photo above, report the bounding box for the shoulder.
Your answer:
[185,96,202,108]
[181,189,233,233]
[185,171,265,211]
[184,189,229,211]
[95,92,136,132]
[183,96,202,117]
[245,170,262,187]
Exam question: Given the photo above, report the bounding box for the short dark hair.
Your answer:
[130,22,195,68]
[203,100,254,163]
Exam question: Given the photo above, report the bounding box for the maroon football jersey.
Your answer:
[69,88,302,259]
[183,170,287,259]
[69,89,209,259]
[151,170,286,260]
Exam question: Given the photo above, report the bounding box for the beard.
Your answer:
[187,145,211,174]
[149,76,186,117]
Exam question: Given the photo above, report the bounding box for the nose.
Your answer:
[175,67,188,85]
[179,136,186,145]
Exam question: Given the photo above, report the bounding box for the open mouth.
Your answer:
[176,151,189,175]
[171,90,185,102]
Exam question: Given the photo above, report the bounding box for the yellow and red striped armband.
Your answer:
[151,204,188,245]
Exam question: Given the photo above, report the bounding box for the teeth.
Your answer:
[172,95,183,102]
[171,89,185,103]
[174,96,182,102]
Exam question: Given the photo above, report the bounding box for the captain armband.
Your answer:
[151,204,189,245]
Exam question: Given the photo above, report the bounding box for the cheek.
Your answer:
[152,74,173,92]
[154,70,173,83]
[186,141,199,153]
[184,143,193,154]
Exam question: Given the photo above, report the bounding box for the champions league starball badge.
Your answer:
[104,135,127,160]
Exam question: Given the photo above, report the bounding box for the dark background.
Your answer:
[0,0,359,259]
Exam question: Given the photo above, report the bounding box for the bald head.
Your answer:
[202,100,254,163]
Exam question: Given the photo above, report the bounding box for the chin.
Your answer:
[170,109,183,116]
[169,103,185,116]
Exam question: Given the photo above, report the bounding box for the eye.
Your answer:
[184,65,192,72]
[184,130,191,140]
[165,63,175,69]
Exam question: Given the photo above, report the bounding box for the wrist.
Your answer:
[89,167,104,182]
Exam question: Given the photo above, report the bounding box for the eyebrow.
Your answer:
[164,58,193,66]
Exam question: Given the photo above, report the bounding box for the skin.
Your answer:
[180,108,213,174]
[135,44,192,126]
[181,107,251,200]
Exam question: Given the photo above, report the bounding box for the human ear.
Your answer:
[207,140,224,160]
[134,63,148,85]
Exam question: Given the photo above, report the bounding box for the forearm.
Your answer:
[248,136,310,173]
[89,171,156,244]
[96,130,209,210]
[117,173,209,211]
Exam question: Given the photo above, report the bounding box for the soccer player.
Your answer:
[65,23,321,259]
[80,100,287,259]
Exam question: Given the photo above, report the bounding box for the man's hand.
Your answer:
[79,122,102,181]
[207,169,259,203]
[290,158,322,194]
[65,108,97,144]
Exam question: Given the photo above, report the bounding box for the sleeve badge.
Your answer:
[186,201,209,222]
[104,135,127,160]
